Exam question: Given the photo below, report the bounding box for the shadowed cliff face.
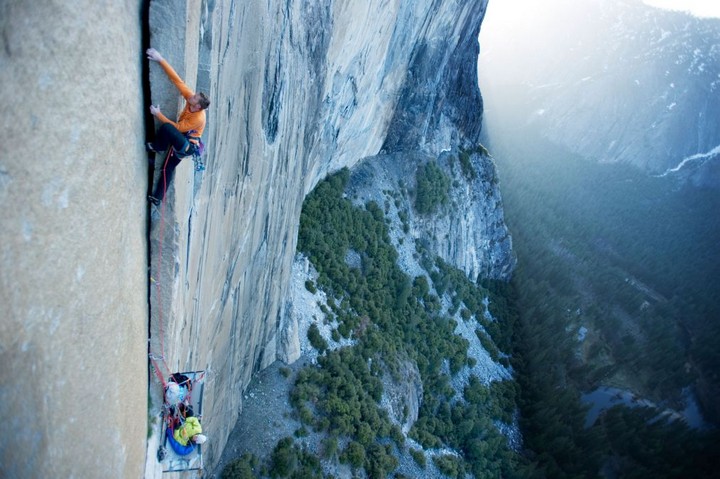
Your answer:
[145,0,495,472]
[346,150,515,283]
[384,2,486,152]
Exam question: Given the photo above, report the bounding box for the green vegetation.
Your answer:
[458,150,477,180]
[222,453,259,479]
[410,373,526,478]
[284,168,526,477]
[268,437,321,478]
[409,448,426,468]
[306,323,327,353]
[221,441,323,479]
[489,125,720,477]
[398,208,410,233]
[601,406,719,477]
[414,161,451,215]
[476,329,501,362]
[320,435,338,459]
[340,440,366,469]
[433,454,464,478]
[494,128,720,398]
[304,280,317,294]
[455,146,495,184]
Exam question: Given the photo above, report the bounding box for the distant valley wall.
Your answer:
[479,0,720,187]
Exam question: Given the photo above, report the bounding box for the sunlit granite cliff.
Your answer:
[1,2,147,477]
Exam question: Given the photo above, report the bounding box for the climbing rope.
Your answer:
[148,147,208,415]
[149,146,175,388]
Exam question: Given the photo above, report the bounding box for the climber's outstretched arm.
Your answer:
[146,48,195,100]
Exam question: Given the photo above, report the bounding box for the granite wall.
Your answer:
[0,1,148,477]
[0,0,495,476]
[145,0,490,472]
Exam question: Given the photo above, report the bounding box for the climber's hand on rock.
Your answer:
[146,48,163,62]
[150,105,161,116]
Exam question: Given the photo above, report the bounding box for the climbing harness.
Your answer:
[185,130,206,171]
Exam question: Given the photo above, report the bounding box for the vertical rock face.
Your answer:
[345,150,515,284]
[0,1,147,478]
[384,1,486,153]
[146,0,493,471]
[0,0,499,475]
[415,151,515,281]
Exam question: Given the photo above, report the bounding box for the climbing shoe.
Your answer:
[148,195,161,206]
[145,142,158,153]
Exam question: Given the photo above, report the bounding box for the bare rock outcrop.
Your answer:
[381,360,424,434]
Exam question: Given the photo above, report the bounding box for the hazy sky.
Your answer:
[483,0,720,20]
[643,0,720,18]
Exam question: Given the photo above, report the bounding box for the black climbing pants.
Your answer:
[150,123,192,155]
[150,123,192,201]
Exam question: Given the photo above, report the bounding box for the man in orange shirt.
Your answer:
[146,48,210,204]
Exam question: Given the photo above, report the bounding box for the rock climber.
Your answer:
[145,47,210,205]
[164,373,192,407]
[166,408,207,456]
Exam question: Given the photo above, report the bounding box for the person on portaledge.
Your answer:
[145,47,210,205]
[166,408,207,456]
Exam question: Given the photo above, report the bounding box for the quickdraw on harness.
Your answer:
[184,130,206,172]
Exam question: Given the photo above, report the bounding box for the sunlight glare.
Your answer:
[642,0,720,18]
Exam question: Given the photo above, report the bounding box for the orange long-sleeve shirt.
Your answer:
[155,59,205,140]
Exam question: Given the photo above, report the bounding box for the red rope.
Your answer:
[149,148,205,401]
[150,356,167,387]
[150,147,175,389]
[157,148,170,360]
